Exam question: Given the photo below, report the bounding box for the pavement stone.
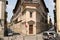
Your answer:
[3,34,44,40]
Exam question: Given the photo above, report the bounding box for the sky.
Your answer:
[6,0,55,24]
[6,0,17,22]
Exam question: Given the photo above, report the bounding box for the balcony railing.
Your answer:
[21,0,39,4]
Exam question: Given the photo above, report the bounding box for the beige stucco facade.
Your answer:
[0,0,7,37]
[56,0,60,34]
[53,0,60,35]
[10,0,49,35]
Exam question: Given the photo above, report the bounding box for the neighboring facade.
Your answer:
[56,0,60,35]
[53,0,57,32]
[4,12,8,36]
[11,0,49,35]
[0,0,8,37]
[48,16,52,29]
[48,15,50,24]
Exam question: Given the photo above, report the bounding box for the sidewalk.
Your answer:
[4,34,43,40]
[56,35,60,40]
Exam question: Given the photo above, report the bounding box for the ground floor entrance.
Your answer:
[29,25,33,34]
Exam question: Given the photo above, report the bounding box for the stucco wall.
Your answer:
[56,0,60,34]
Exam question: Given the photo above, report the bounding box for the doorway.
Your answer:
[29,25,33,34]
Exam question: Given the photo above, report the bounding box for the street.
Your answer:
[3,33,60,40]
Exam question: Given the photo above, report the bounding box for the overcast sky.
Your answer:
[6,0,55,24]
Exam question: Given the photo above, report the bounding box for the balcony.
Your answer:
[21,0,40,4]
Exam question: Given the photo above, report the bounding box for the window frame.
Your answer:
[30,11,32,18]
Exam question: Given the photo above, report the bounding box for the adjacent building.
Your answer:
[11,0,49,35]
[54,0,60,35]
[53,0,57,32]
[0,0,8,37]
[4,12,8,36]
[48,16,52,29]
[56,0,60,35]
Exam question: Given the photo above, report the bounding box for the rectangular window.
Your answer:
[30,12,32,18]
[0,20,2,26]
[14,19,18,24]
[45,20,47,23]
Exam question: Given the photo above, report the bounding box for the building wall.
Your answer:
[19,8,37,35]
[25,10,36,35]
[54,0,57,32]
[0,0,6,37]
[56,0,60,34]
[25,10,36,22]
[36,10,48,34]
[10,0,48,35]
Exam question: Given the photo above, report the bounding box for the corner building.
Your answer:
[0,0,8,37]
[11,0,49,35]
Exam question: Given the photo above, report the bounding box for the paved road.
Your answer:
[3,34,60,40]
[4,34,43,40]
[48,36,60,40]
[55,36,60,40]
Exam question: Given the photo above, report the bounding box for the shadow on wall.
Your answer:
[0,38,4,40]
[4,27,20,36]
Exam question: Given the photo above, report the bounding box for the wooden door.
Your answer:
[29,25,33,34]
